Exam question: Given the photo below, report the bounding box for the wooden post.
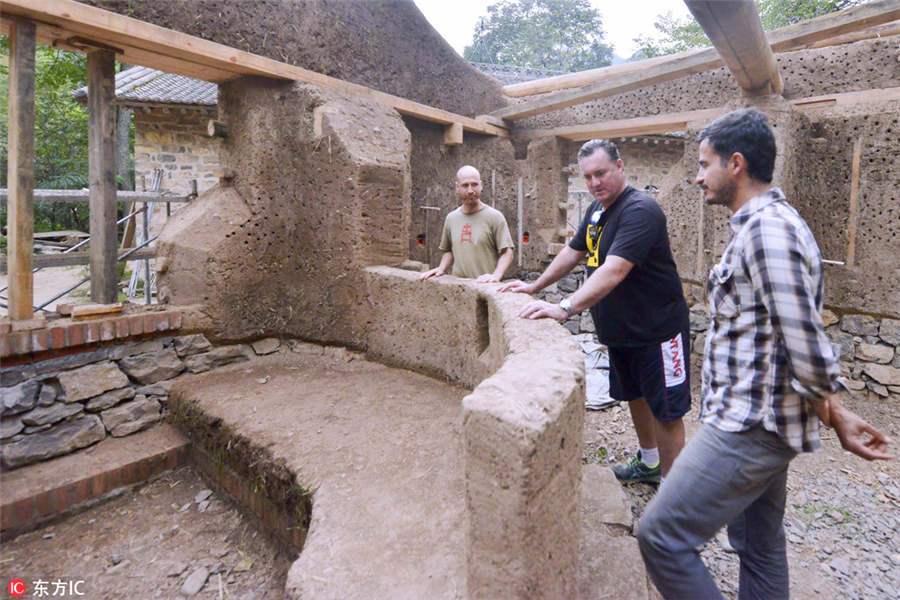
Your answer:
[443,122,463,146]
[88,49,119,304]
[7,19,36,321]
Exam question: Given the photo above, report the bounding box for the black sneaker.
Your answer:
[611,451,661,484]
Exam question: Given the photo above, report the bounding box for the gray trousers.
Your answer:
[636,424,797,600]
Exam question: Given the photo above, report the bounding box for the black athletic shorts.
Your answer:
[608,328,691,423]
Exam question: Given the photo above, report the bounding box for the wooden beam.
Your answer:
[686,0,783,95]
[6,19,36,321]
[808,19,900,49]
[87,48,118,304]
[0,248,155,272]
[489,0,900,119]
[519,108,726,142]
[0,189,193,204]
[517,87,900,141]
[443,122,463,146]
[0,0,508,138]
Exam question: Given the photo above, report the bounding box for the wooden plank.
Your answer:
[71,302,123,320]
[686,0,783,94]
[519,108,726,142]
[0,189,193,204]
[767,0,900,52]
[490,49,723,121]
[7,19,36,321]
[488,0,900,119]
[518,88,900,142]
[443,122,463,146]
[503,50,708,98]
[846,137,863,268]
[808,20,900,49]
[0,0,508,138]
[87,48,118,304]
[0,247,155,272]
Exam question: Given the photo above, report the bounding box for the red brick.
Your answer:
[1,498,35,531]
[0,320,11,335]
[170,311,183,329]
[51,485,71,514]
[72,478,91,506]
[153,313,169,332]
[31,328,51,353]
[35,491,54,518]
[12,331,32,355]
[99,319,115,341]
[48,326,68,350]
[129,315,145,336]
[143,313,156,333]
[67,323,86,347]
[0,334,10,358]
[114,316,130,338]
[89,473,106,498]
[85,321,101,344]
[121,462,139,486]
[105,468,123,492]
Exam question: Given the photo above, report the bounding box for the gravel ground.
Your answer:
[584,390,900,600]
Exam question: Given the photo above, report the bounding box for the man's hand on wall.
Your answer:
[498,280,538,294]
[517,300,567,322]
[418,267,444,281]
[476,273,501,283]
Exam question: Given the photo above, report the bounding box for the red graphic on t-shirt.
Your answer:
[460,224,473,244]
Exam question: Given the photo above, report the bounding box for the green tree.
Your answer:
[463,0,613,72]
[1,42,93,232]
[631,0,860,59]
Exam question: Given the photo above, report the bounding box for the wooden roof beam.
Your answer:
[489,0,900,120]
[0,0,507,139]
[518,87,900,142]
[685,0,782,95]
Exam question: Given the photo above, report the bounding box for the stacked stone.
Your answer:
[525,269,900,405]
[0,334,253,470]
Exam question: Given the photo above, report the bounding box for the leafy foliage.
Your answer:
[1,41,94,232]
[463,0,612,72]
[631,0,860,59]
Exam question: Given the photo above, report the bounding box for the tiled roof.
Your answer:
[469,62,568,85]
[72,61,564,106]
[72,66,217,106]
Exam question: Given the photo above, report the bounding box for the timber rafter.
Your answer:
[0,0,508,139]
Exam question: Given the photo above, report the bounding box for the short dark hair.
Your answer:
[578,139,620,162]
[697,109,776,183]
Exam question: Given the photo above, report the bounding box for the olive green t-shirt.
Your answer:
[439,205,514,278]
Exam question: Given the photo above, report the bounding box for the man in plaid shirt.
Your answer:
[637,108,893,599]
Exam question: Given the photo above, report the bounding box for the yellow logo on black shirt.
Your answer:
[586,209,603,267]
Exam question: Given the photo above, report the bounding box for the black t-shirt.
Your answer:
[569,185,689,347]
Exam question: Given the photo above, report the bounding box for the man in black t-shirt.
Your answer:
[500,139,691,485]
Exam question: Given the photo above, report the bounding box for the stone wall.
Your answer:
[362,267,584,599]
[133,106,221,196]
[1,333,252,470]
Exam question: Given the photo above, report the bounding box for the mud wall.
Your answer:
[155,77,411,344]
[363,267,584,599]
[77,0,507,116]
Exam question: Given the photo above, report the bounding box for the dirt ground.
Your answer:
[0,466,292,599]
[585,389,900,600]
[0,265,89,317]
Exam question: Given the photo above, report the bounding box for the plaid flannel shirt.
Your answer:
[700,188,841,453]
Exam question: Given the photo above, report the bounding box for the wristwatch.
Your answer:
[559,297,574,318]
